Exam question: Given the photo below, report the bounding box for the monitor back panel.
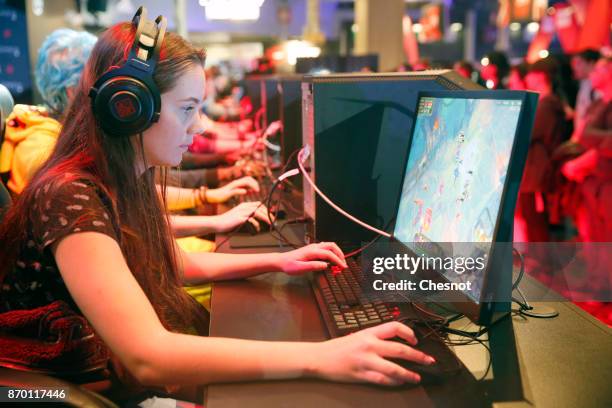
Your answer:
[263,76,281,128]
[279,75,303,165]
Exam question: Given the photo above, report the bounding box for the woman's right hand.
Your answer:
[311,322,435,386]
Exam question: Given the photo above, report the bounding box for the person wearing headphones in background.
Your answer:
[0,8,434,404]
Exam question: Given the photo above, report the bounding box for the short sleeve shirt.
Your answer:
[1,177,120,313]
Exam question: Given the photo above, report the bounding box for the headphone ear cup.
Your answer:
[90,74,159,137]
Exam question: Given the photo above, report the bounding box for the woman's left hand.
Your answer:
[278,242,348,275]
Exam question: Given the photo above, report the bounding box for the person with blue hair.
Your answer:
[0,29,97,194]
[35,28,98,115]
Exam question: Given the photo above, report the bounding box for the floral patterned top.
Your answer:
[1,176,119,313]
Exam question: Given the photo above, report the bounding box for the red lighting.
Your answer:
[331,265,343,275]
[114,97,137,118]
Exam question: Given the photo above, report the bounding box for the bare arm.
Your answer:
[158,178,259,209]
[53,232,431,387]
[179,249,284,283]
[179,241,348,284]
[169,215,218,237]
[53,232,317,385]
[170,202,272,237]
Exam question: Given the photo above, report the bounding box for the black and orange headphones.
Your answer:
[89,7,167,137]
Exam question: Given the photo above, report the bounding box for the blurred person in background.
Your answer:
[561,56,612,317]
[412,59,431,71]
[563,56,612,244]
[479,51,510,89]
[508,62,528,91]
[452,60,475,81]
[515,59,569,242]
[571,49,601,131]
[0,29,97,195]
[395,63,413,72]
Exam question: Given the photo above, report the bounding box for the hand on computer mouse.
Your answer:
[278,242,347,275]
[310,322,435,386]
[214,201,273,233]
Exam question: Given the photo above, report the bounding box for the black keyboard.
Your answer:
[311,258,466,383]
[311,258,398,337]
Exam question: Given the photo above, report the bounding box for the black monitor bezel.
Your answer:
[388,89,533,325]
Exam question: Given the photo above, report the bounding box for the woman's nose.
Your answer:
[189,110,206,135]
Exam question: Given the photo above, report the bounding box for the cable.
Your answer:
[261,121,282,151]
[344,235,383,259]
[217,146,301,251]
[512,247,525,290]
[263,138,281,152]
[511,247,532,311]
[343,217,396,259]
[401,301,492,381]
[297,147,392,239]
[511,247,559,319]
[265,169,301,248]
[213,168,299,251]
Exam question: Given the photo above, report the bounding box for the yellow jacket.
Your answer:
[0,105,61,194]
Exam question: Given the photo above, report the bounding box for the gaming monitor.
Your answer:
[301,70,484,249]
[391,90,538,325]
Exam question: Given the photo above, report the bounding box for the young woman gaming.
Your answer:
[0,9,434,398]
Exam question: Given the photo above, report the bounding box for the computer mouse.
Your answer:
[237,220,272,235]
[237,221,258,235]
[387,326,463,384]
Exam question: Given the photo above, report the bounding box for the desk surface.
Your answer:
[205,242,612,408]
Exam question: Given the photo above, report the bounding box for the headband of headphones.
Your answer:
[89,7,167,137]
[126,7,166,76]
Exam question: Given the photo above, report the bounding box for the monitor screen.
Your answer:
[393,95,523,301]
